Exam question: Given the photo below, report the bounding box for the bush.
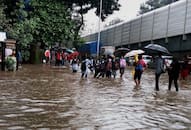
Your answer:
[5,57,16,71]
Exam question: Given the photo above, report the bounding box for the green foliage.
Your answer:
[10,19,35,47]
[64,0,121,46]
[5,56,16,70]
[3,0,18,25]
[0,3,10,32]
[21,50,30,62]
[139,0,179,14]
[1,0,120,50]
[73,36,86,49]
[0,4,5,30]
[8,0,76,48]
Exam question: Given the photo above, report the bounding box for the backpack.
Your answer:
[135,61,143,71]
[81,61,86,71]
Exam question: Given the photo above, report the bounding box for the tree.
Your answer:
[3,0,17,25]
[0,1,16,33]
[2,0,120,48]
[2,0,78,63]
[64,0,121,45]
[8,0,76,47]
[0,3,7,31]
[139,0,179,14]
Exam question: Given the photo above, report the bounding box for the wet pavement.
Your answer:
[0,64,191,130]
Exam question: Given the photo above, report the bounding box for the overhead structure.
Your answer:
[83,0,191,55]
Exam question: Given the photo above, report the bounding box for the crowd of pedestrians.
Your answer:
[71,55,127,79]
[76,55,147,84]
[69,53,191,92]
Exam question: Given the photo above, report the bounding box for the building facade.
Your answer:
[83,0,191,57]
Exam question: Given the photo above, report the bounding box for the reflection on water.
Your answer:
[0,65,191,129]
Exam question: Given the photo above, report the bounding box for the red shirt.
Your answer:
[139,59,146,68]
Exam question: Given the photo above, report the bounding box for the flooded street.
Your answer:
[0,65,191,130]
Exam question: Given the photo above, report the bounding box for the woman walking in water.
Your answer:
[134,55,146,86]
[119,56,126,78]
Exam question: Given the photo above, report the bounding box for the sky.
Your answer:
[82,0,147,36]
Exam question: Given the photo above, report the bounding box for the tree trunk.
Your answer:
[30,44,42,64]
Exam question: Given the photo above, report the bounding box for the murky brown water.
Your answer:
[0,64,191,130]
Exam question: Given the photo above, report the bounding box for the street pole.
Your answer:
[1,42,6,71]
[97,0,102,57]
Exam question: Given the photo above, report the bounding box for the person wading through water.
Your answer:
[134,55,146,86]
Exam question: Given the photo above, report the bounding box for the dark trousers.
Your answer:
[106,70,111,78]
[168,76,179,91]
[120,67,125,77]
[81,72,87,78]
[94,69,100,78]
[155,73,161,91]
[98,69,105,78]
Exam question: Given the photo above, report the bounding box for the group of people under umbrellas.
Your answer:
[129,44,182,92]
[70,43,189,92]
[132,51,183,92]
[144,44,182,91]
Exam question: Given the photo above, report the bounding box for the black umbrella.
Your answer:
[144,44,170,54]
[114,47,130,56]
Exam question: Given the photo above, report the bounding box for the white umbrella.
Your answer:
[124,49,144,57]
[5,48,13,56]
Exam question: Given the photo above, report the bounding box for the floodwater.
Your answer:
[0,65,191,130]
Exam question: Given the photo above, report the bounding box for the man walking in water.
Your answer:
[167,58,180,91]
[81,56,90,78]
[155,53,165,91]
